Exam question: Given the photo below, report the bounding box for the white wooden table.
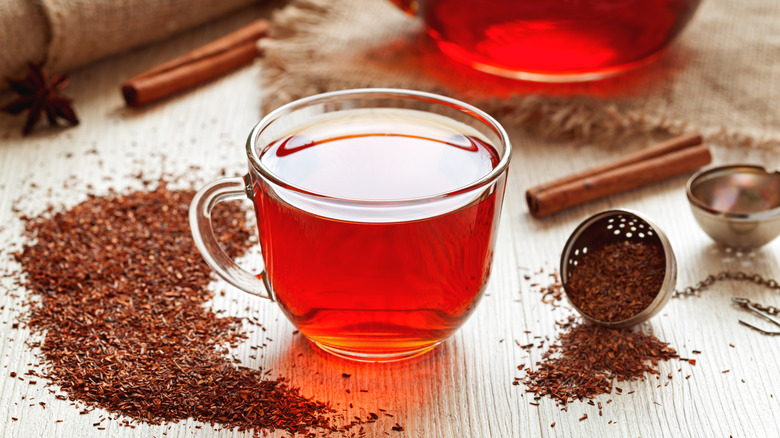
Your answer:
[1,5,779,438]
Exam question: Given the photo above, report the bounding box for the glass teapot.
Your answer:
[389,0,702,82]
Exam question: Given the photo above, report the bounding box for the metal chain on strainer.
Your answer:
[674,271,780,316]
[560,209,779,333]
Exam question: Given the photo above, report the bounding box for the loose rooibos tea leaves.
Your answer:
[13,184,364,435]
[521,317,679,405]
[565,240,665,322]
[519,272,683,409]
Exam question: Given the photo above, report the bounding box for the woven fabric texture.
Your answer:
[0,0,255,81]
[260,0,780,149]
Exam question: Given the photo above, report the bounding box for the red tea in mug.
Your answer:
[252,109,505,359]
[413,0,702,80]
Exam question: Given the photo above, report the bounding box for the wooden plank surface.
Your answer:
[1,5,779,438]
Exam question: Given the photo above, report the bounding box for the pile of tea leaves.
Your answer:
[12,183,372,435]
[518,271,682,408]
[518,316,679,405]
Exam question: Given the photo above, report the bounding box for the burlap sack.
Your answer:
[260,0,780,149]
[0,0,255,81]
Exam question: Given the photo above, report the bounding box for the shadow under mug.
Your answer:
[190,88,511,362]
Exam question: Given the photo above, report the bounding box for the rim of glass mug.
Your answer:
[246,88,512,203]
[190,88,512,302]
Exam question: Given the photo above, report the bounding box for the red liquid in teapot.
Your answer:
[420,0,702,80]
[253,110,506,360]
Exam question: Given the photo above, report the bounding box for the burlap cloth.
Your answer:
[259,0,780,149]
[0,0,255,81]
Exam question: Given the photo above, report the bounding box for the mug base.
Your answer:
[310,339,443,363]
[436,40,668,83]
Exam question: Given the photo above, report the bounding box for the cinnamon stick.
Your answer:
[122,19,269,107]
[526,133,711,218]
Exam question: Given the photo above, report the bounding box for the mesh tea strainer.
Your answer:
[560,209,677,328]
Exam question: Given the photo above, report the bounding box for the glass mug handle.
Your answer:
[189,175,273,301]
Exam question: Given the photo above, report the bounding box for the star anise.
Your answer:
[1,63,79,135]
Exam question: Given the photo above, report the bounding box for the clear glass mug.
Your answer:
[390,0,702,82]
[190,89,511,362]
